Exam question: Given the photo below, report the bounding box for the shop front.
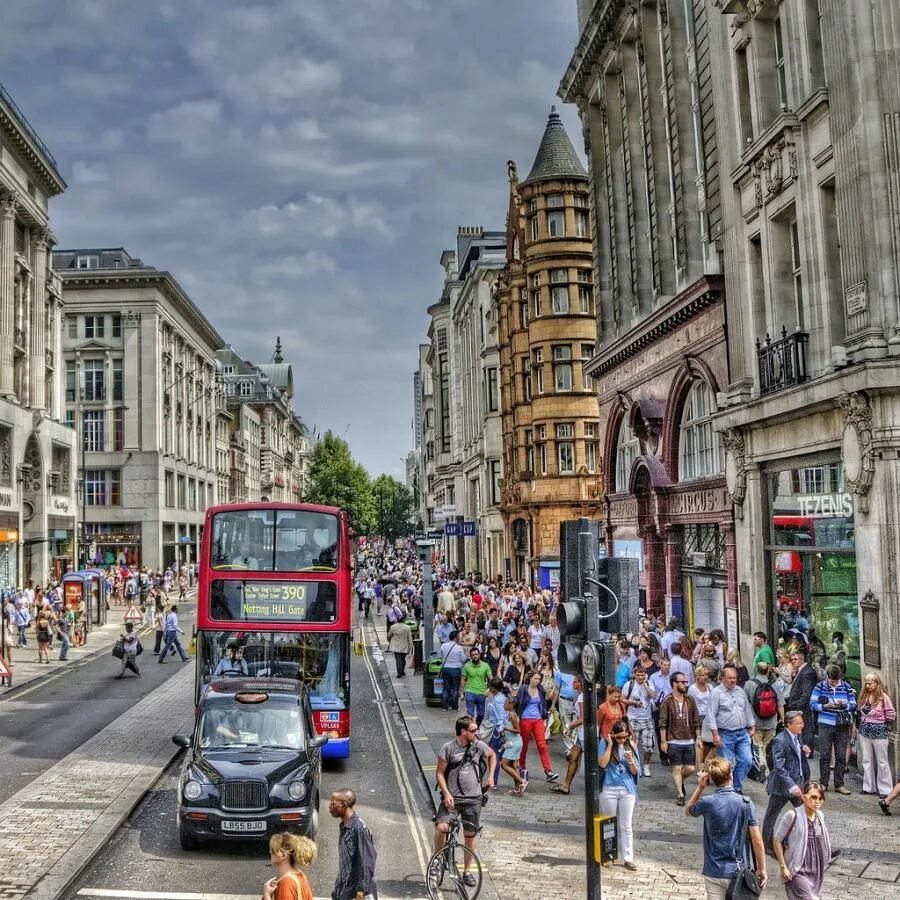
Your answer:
[83,523,141,568]
[764,459,859,687]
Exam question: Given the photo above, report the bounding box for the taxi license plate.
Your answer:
[221,820,266,833]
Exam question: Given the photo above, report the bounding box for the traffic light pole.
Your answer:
[578,522,602,900]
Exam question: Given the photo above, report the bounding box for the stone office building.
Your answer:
[496,109,600,589]
[707,0,900,714]
[54,248,224,570]
[0,82,77,586]
[560,2,733,624]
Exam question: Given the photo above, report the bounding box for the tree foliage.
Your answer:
[371,474,415,542]
[304,432,414,540]
[304,431,375,535]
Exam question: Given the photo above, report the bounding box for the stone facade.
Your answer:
[706,0,900,762]
[497,109,600,588]
[560,1,733,623]
[421,229,506,576]
[54,248,223,571]
[216,341,310,505]
[0,81,76,586]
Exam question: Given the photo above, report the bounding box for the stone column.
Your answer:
[29,229,49,411]
[0,194,17,398]
[664,523,683,623]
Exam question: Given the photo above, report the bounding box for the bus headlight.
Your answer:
[288,780,306,802]
[183,780,203,801]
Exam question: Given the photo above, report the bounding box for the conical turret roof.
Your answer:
[521,106,587,185]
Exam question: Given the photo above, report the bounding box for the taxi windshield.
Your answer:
[198,702,306,751]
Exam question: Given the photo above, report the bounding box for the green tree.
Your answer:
[371,474,415,542]
[304,431,375,535]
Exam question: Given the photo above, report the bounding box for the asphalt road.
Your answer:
[0,604,197,804]
[62,626,435,900]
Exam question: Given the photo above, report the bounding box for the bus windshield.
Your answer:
[210,509,339,572]
[199,631,348,707]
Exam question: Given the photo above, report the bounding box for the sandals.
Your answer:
[550,784,571,794]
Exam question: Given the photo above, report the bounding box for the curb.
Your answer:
[26,727,188,900]
[7,664,196,900]
[368,620,502,900]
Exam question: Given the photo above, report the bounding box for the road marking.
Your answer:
[360,626,432,878]
[77,892,417,900]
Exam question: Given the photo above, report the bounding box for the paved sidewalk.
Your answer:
[0,664,194,900]
[370,618,900,900]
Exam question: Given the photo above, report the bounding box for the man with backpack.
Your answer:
[434,715,497,889]
[744,662,784,778]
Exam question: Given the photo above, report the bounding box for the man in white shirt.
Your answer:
[660,618,685,659]
[231,541,259,569]
[669,642,695,686]
[623,666,657,776]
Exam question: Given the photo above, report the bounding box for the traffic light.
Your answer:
[557,520,587,676]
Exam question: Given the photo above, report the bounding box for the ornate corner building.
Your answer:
[496,109,600,588]
[0,81,77,587]
[560,2,733,623]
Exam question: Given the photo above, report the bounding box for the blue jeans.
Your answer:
[489,727,503,785]
[58,633,70,660]
[465,691,486,725]
[158,630,188,662]
[17,625,27,646]
[441,668,461,710]
[719,728,752,791]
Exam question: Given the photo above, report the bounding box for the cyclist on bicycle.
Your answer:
[434,715,497,888]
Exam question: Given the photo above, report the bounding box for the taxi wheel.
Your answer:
[179,824,198,852]
[307,800,320,839]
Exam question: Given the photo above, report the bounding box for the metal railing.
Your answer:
[0,81,59,168]
[756,328,809,395]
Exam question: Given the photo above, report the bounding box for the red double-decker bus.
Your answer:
[196,502,353,759]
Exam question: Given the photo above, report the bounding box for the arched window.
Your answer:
[615,419,639,493]
[679,381,725,481]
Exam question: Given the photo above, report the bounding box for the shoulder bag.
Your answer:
[726,797,762,899]
[112,638,125,659]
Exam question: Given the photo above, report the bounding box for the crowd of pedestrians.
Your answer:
[357,537,898,897]
[1,562,194,676]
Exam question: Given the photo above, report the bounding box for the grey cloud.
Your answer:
[4,0,582,476]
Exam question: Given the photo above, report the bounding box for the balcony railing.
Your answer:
[756,328,809,396]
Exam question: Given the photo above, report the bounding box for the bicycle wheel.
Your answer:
[425,843,483,900]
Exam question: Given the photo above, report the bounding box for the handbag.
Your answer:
[726,797,762,899]
[835,708,853,728]
[112,638,125,659]
[136,640,144,656]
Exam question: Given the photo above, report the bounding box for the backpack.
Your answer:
[437,742,489,801]
[753,681,779,719]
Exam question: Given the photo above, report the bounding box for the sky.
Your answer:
[1,0,583,480]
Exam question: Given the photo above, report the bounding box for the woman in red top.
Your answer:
[598,685,628,740]
[262,833,316,900]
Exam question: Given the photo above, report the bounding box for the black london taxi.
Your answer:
[172,678,327,850]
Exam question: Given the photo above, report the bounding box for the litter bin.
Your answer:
[412,637,424,675]
[424,655,444,707]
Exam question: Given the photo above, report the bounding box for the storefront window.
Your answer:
[766,461,859,687]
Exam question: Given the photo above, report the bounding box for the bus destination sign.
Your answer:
[211,580,337,623]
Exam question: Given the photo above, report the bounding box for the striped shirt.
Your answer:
[810,679,857,727]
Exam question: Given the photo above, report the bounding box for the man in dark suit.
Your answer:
[763,710,810,853]
[787,649,819,748]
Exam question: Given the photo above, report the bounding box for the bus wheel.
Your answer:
[179,825,198,851]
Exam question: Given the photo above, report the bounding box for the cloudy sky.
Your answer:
[2,0,583,479]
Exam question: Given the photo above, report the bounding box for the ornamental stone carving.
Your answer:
[838,391,875,512]
[723,427,747,518]
[1,192,19,218]
[0,427,10,486]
